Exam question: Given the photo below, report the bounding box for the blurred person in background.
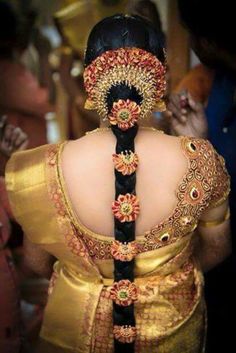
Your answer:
[0,1,54,149]
[0,115,49,352]
[168,1,236,352]
[52,0,129,139]
[127,0,170,133]
[0,115,28,353]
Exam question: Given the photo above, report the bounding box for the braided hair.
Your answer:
[84,15,165,353]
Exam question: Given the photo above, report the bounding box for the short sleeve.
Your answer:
[5,144,63,244]
[210,149,230,208]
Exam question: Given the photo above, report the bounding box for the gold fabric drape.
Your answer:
[4,140,217,352]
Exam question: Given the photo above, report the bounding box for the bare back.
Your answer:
[61,128,187,237]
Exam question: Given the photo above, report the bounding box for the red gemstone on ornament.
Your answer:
[192,189,199,199]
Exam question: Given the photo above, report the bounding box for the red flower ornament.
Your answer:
[111,240,138,262]
[110,279,138,306]
[112,151,139,175]
[112,193,140,223]
[113,325,137,343]
[109,99,140,130]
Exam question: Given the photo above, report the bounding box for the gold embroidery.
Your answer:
[210,153,231,207]
[45,144,88,259]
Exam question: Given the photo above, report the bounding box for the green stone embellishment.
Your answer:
[119,110,130,120]
[119,290,128,299]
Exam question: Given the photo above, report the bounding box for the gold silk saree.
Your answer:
[5,136,230,353]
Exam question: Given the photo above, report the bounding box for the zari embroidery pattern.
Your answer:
[210,153,230,207]
[45,144,88,258]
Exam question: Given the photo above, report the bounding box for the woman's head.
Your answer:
[84,15,166,121]
[85,14,165,66]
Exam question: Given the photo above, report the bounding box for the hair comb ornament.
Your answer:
[113,325,137,344]
[109,99,140,130]
[112,193,140,223]
[84,47,166,119]
[110,240,138,262]
[110,279,138,306]
[112,150,139,175]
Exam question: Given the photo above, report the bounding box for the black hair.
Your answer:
[85,15,165,352]
[85,14,165,66]
[178,0,236,54]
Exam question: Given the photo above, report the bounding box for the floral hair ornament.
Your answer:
[113,150,139,175]
[110,279,138,306]
[109,99,140,130]
[112,193,140,223]
[113,325,137,343]
[84,47,166,120]
[111,240,138,262]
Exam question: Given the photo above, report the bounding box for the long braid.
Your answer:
[111,124,138,353]
[106,82,141,352]
[84,14,166,353]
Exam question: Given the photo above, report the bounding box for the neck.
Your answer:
[99,115,155,128]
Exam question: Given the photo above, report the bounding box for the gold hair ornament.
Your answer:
[84,47,166,119]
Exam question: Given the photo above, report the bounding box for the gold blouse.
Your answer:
[5,136,230,353]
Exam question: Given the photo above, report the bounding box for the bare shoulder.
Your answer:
[136,129,187,168]
[62,130,116,170]
[62,129,206,172]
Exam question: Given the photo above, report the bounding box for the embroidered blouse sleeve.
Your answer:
[209,148,230,208]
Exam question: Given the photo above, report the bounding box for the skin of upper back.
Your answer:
[61,129,188,237]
